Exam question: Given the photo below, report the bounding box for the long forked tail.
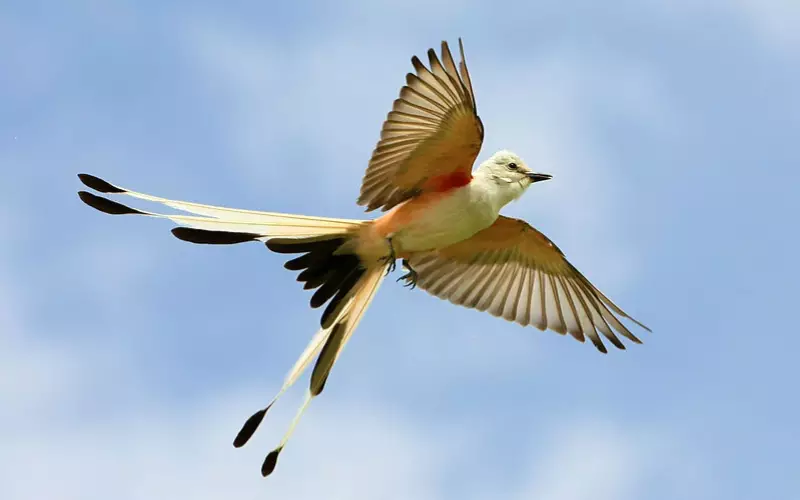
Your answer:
[77,173,389,477]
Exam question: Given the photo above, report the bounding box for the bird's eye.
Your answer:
[508,162,518,170]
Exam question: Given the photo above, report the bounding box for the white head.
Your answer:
[474,150,552,209]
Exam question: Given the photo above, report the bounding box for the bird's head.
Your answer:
[475,150,552,207]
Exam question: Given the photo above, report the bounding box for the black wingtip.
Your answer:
[261,447,282,477]
[78,173,126,193]
[171,227,260,245]
[78,191,146,215]
[233,406,270,448]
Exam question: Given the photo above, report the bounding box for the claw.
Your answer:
[380,238,397,275]
[396,259,418,289]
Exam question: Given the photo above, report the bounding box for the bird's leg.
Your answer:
[380,237,397,275]
[396,259,418,289]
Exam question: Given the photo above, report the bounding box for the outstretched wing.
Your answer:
[358,38,484,212]
[408,216,650,353]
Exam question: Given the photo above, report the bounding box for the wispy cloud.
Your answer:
[511,419,713,500]
[731,0,800,50]
[1,318,699,500]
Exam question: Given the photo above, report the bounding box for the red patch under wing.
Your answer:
[423,171,472,192]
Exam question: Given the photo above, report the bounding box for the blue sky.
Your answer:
[2,1,799,498]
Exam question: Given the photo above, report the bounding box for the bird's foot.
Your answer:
[396,259,418,289]
[380,238,397,275]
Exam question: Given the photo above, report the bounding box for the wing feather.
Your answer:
[358,39,483,212]
[557,277,584,342]
[408,216,649,353]
[546,274,568,335]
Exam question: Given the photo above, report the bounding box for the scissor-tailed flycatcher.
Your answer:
[78,38,649,477]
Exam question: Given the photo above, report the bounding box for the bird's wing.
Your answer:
[358,38,484,212]
[407,216,650,353]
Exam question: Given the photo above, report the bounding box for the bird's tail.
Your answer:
[233,237,388,477]
[77,173,389,477]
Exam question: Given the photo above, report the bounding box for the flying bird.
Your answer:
[77,38,649,477]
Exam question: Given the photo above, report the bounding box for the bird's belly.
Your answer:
[392,190,495,253]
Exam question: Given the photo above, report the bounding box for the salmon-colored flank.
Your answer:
[361,172,473,260]
[373,187,460,237]
[373,199,419,238]
[372,171,473,239]
[423,171,473,192]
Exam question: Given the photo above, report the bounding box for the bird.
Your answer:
[77,38,650,478]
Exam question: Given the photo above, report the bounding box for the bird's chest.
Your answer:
[392,186,497,253]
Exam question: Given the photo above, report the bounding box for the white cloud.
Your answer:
[732,0,800,50]
[2,357,708,500]
[1,387,449,500]
[655,0,800,52]
[510,419,713,500]
[0,243,155,429]
[522,426,644,500]
[0,208,87,421]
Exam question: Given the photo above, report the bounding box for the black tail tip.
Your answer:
[171,227,261,245]
[78,173,125,193]
[261,447,282,477]
[78,191,145,216]
[233,407,269,448]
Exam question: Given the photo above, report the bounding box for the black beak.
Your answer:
[526,172,553,183]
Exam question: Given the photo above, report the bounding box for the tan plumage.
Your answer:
[76,174,363,238]
[409,216,650,353]
[359,39,484,211]
[77,38,650,480]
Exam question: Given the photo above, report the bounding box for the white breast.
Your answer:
[394,183,498,253]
